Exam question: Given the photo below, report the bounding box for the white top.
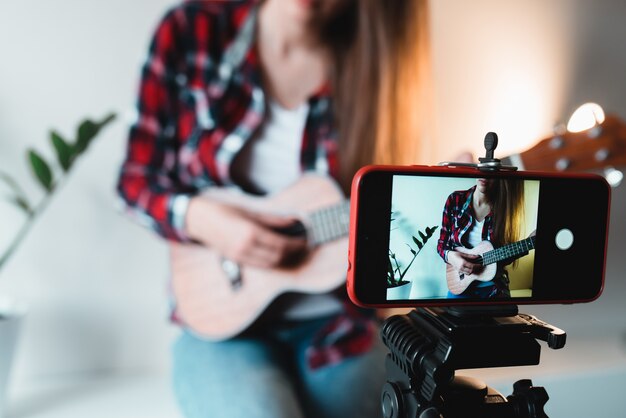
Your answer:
[467,218,495,288]
[468,218,485,248]
[235,99,308,194]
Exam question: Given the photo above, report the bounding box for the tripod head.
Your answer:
[380,307,566,418]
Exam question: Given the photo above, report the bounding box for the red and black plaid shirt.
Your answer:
[117,0,337,241]
[117,0,374,369]
[436,185,494,261]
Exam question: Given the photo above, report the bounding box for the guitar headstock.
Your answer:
[517,114,626,174]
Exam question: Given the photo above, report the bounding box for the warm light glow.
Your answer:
[567,103,605,133]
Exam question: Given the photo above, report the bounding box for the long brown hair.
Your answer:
[487,179,525,254]
[321,0,433,193]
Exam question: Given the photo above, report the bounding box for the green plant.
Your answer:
[0,113,116,272]
[387,218,438,288]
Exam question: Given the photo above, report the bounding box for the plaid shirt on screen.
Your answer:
[436,185,494,261]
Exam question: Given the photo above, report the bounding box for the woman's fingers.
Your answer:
[244,227,307,267]
[185,196,308,268]
[448,251,481,275]
[220,213,307,268]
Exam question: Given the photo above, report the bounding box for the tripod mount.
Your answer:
[379,133,566,417]
[380,306,566,418]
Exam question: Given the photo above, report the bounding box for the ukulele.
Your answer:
[170,114,625,340]
[170,175,350,341]
[500,114,626,172]
[446,235,536,295]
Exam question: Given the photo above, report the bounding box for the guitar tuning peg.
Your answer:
[604,167,623,188]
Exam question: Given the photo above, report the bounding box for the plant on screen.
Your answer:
[387,211,438,288]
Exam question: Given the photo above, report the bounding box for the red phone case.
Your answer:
[346,164,611,308]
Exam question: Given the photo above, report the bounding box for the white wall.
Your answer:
[0,0,179,383]
[429,0,574,161]
[0,0,625,405]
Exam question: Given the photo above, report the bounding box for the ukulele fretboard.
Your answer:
[481,235,536,266]
[308,201,350,245]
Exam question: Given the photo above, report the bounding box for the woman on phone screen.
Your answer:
[437,178,526,298]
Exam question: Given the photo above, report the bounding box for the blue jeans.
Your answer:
[172,316,387,418]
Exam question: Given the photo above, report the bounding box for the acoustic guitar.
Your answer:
[171,114,626,340]
[446,235,536,295]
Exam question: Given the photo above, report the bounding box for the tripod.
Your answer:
[379,306,566,418]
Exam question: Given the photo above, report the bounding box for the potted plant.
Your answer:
[0,113,115,416]
[387,212,438,299]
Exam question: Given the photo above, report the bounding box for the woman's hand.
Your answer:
[185,196,307,269]
[447,250,481,275]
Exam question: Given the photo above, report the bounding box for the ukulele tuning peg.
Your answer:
[595,148,610,162]
[549,136,564,149]
[588,125,603,139]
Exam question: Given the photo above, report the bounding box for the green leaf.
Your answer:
[409,248,417,256]
[28,149,54,191]
[2,195,33,215]
[0,171,33,214]
[0,171,25,196]
[13,195,32,214]
[97,112,116,128]
[426,225,438,237]
[74,113,116,154]
[412,236,423,250]
[50,130,74,171]
[75,119,98,153]
[419,231,428,242]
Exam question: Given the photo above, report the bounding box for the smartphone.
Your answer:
[347,165,611,308]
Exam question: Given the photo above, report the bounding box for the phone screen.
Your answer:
[348,166,610,307]
[388,175,539,301]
